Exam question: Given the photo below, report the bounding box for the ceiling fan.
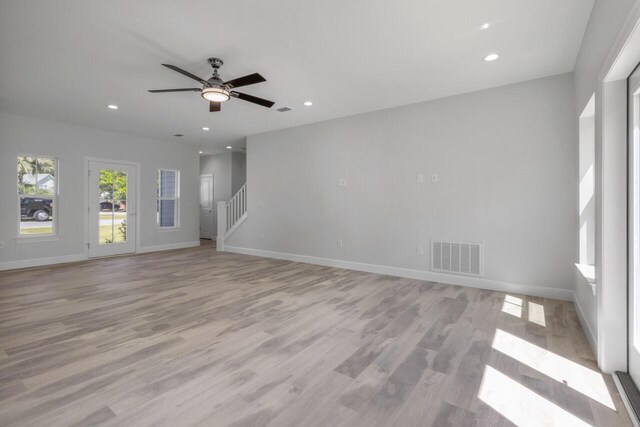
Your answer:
[148,57,274,112]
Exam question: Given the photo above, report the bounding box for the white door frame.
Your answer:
[596,1,640,374]
[84,157,141,257]
[628,62,640,390]
[200,173,214,239]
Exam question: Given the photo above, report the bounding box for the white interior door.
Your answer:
[200,174,214,239]
[629,65,640,386]
[88,160,137,257]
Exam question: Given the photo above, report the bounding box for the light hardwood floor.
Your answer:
[0,241,632,426]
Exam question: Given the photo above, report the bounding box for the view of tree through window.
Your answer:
[18,155,56,236]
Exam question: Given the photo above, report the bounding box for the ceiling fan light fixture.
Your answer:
[202,86,230,102]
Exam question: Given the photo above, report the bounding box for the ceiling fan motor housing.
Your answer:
[206,76,225,87]
[206,58,226,88]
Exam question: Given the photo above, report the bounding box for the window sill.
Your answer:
[15,235,62,243]
[575,263,597,296]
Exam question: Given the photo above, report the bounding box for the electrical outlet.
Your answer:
[338,178,348,186]
[0,241,4,249]
[337,239,343,248]
[431,174,439,183]
[417,174,424,184]
[417,246,424,256]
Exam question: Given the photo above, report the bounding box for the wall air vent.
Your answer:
[431,240,483,277]
[277,107,292,112]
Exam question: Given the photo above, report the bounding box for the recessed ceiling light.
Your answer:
[226,146,232,149]
[107,104,118,110]
[303,101,313,106]
[480,23,490,30]
[202,127,210,131]
[484,53,499,62]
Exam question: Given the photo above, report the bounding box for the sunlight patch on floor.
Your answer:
[492,329,615,409]
[528,301,546,327]
[478,365,592,427]
[502,295,523,318]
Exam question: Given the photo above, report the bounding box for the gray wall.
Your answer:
[200,152,232,237]
[572,0,636,346]
[232,152,247,195]
[0,112,200,267]
[228,73,576,293]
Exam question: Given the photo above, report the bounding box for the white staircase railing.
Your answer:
[216,183,247,251]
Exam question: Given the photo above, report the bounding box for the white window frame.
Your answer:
[157,169,180,229]
[16,154,59,240]
[576,94,596,289]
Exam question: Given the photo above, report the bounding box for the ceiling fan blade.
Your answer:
[148,88,201,93]
[224,73,266,89]
[161,64,208,85]
[209,101,221,112]
[231,91,274,108]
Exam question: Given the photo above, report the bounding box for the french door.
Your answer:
[88,160,137,257]
[628,64,640,387]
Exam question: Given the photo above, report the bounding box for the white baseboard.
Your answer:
[573,291,598,354]
[138,241,201,254]
[1,240,202,271]
[224,246,574,301]
[0,253,87,271]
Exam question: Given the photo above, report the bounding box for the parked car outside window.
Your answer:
[19,192,52,222]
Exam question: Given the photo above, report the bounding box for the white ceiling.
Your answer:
[0,0,593,152]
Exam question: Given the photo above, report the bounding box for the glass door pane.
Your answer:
[98,169,127,245]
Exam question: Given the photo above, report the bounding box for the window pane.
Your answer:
[17,156,55,196]
[18,156,36,195]
[20,196,53,235]
[18,155,56,236]
[37,157,55,195]
[160,170,176,198]
[159,199,175,227]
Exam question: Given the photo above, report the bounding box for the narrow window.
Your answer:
[577,94,595,285]
[579,95,595,266]
[157,169,179,228]
[18,155,57,236]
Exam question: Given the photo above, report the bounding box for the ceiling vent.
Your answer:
[277,107,292,112]
[431,240,483,277]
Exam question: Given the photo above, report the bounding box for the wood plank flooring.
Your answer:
[0,241,632,426]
